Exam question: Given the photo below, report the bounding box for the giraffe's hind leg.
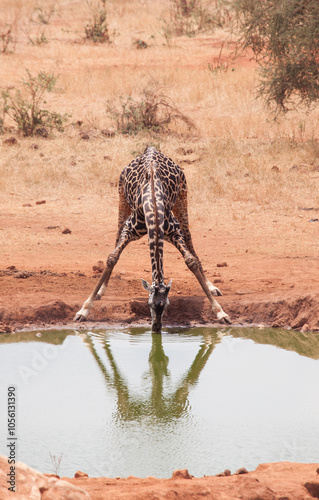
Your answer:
[173,182,222,297]
[74,220,136,322]
[168,226,231,324]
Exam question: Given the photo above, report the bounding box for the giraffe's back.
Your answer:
[120,147,185,212]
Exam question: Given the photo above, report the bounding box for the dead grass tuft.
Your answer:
[106,80,196,135]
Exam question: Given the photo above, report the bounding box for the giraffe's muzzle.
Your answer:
[141,279,172,333]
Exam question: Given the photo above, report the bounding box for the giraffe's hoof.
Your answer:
[220,315,231,325]
[74,312,88,322]
[94,294,101,301]
[207,282,222,296]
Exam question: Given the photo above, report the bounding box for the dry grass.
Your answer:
[1,0,319,260]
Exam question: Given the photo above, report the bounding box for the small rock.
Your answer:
[271,165,279,172]
[93,261,104,273]
[62,228,71,234]
[36,200,46,205]
[217,262,228,268]
[31,143,39,149]
[80,133,90,140]
[7,265,16,271]
[235,467,248,475]
[216,469,231,477]
[172,469,192,480]
[74,471,89,478]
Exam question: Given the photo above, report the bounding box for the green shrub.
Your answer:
[1,70,69,136]
[84,0,110,43]
[231,0,319,114]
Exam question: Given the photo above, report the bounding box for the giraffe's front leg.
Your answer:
[74,260,114,322]
[74,222,136,322]
[74,295,95,322]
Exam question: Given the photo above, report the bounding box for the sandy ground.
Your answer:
[0,190,319,333]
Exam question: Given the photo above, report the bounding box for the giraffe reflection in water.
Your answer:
[83,329,222,421]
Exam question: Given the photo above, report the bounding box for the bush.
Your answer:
[84,0,110,43]
[231,0,319,114]
[1,70,68,136]
[106,81,195,135]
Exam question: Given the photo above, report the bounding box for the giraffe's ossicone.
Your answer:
[74,146,231,331]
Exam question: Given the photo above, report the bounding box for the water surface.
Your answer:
[0,326,318,478]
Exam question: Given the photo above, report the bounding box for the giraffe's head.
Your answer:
[141,279,172,333]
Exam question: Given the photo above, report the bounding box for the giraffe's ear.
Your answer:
[167,279,173,291]
[141,278,152,291]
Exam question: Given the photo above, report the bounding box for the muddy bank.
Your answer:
[1,291,319,333]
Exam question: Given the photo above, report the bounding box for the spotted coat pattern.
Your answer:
[74,146,231,327]
[117,147,185,284]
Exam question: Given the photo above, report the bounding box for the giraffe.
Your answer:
[74,146,231,331]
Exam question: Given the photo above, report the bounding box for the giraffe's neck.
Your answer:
[143,165,165,285]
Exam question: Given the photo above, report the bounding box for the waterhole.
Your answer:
[0,326,318,478]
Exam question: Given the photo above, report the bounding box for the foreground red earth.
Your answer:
[1,455,319,499]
